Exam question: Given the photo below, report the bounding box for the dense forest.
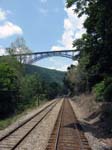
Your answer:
[65,0,112,102]
[0,38,65,119]
[25,64,65,85]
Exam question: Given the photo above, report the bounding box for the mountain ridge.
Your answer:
[24,64,65,85]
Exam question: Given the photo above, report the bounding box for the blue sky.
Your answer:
[0,0,86,71]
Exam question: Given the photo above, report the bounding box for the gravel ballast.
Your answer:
[70,99,112,150]
[0,99,57,140]
[15,99,63,150]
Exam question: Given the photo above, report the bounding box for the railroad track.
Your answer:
[46,98,91,150]
[0,100,59,150]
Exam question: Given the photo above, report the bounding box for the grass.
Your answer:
[0,113,23,130]
[0,99,48,130]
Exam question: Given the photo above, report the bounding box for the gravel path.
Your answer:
[15,99,63,150]
[70,99,112,150]
[0,99,57,140]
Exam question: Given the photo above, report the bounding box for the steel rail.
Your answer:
[54,99,65,150]
[11,101,58,150]
[68,99,84,150]
[46,98,91,150]
[0,100,56,142]
[0,100,59,149]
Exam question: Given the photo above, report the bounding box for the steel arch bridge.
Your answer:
[2,50,79,64]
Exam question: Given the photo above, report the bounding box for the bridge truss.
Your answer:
[2,50,79,64]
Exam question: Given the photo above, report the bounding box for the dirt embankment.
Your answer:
[71,94,112,150]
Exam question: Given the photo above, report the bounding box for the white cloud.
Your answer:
[0,46,6,56]
[48,66,56,70]
[0,8,7,21]
[40,0,47,3]
[51,5,86,51]
[0,21,23,38]
[51,46,65,51]
[47,57,69,71]
[48,63,68,71]
[73,60,78,66]
[57,64,68,71]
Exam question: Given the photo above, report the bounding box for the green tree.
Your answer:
[19,74,43,109]
[0,63,19,118]
[66,0,112,99]
[47,82,62,99]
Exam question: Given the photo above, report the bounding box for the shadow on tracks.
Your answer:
[63,119,112,139]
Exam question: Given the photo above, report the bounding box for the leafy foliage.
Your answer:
[65,0,112,101]
[92,81,105,101]
[0,58,65,118]
[0,38,65,119]
[0,63,19,118]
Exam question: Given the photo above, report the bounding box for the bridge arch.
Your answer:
[21,50,78,64]
[27,52,75,64]
[8,50,79,64]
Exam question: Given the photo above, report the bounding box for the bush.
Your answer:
[93,81,105,101]
[104,83,112,102]
[93,77,112,102]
